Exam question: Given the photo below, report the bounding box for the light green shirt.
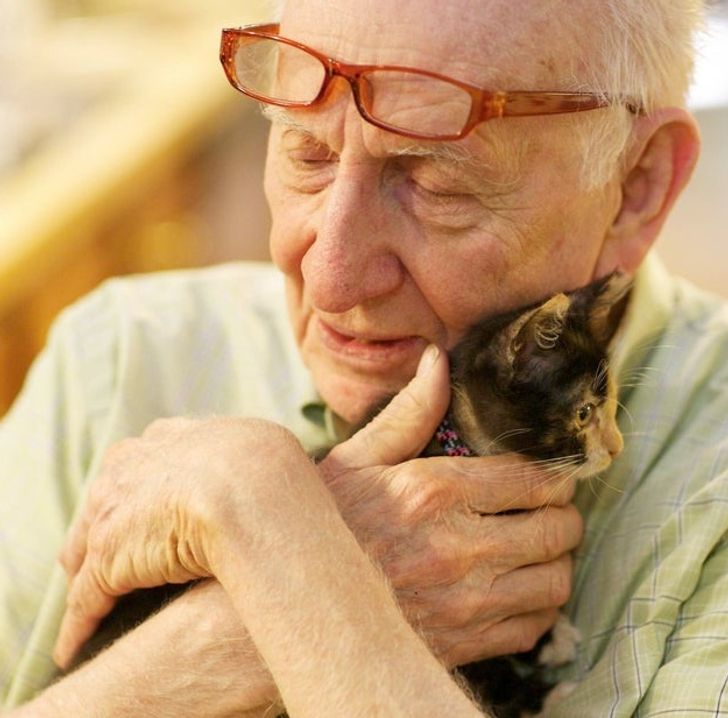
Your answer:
[2,255,727,716]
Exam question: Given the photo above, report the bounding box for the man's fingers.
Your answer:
[441,608,560,667]
[488,553,574,615]
[387,507,580,590]
[419,453,577,512]
[53,568,118,669]
[333,344,450,467]
[58,510,92,577]
[476,506,583,568]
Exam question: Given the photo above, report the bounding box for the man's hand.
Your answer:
[319,345,583,667]
[53,414,302,669]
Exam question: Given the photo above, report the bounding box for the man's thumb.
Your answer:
[338,344,450,466]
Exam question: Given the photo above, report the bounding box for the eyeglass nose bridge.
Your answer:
[314,57,479,140]
[317,57,383,129]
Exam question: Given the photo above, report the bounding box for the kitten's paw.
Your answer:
[538,615,580,667]
[526,681,578,717]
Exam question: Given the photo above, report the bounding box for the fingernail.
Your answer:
[417,344,439,377]
[52,642,68,670]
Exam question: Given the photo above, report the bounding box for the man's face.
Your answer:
[265,0,624,424]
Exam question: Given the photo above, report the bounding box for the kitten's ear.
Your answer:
[575,272,633,348]
[506,293,571,367]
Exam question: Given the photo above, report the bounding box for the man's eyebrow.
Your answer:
[261,105,474,161]
[261,105,309,133]
[261,104,521,177]
[387,142,479,165]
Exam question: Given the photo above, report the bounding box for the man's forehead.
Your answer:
[280,0,598,90]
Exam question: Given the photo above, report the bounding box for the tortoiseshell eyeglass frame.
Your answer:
[220,23,642,142]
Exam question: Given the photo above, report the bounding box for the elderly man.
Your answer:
[2,0,724,715]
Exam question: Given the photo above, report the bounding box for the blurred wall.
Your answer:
[0,1,272,413]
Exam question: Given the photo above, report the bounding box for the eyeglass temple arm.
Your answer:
[484,91,642,119]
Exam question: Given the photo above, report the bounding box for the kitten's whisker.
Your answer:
[534,460,584,474]
[455,454,582,476]
[496,463,582,513]
[619,366,659,390]
[534,467,583,518]
[589,473,625,496]
[621,369,657,381]
[616,399,635,427]
[628,340,676,354]
[621,365,659,377]
[524,454,583,467]
[586,474,601,499]
[622,369,659,381]
[469,457,582,482]
[497,478,562,512]
[620,381,652,390]
[543,463,581,476]
[502,446,584,463]
[484,427,533,453]
[545,463,582,482]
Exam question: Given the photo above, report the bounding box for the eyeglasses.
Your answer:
[220,23,641,142]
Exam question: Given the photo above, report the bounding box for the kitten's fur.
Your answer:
[70,274,629,717]
[440,274,626,472]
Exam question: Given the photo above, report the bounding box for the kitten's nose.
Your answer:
[605,427,624,458]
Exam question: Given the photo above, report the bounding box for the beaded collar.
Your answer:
[435,415,475,457]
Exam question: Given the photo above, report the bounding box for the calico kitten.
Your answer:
[70,273,629,718]
[430,272,629,717]
[437,273,626,470]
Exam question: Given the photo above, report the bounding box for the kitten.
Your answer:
[429,272,629,717]
[70,273,629,718]
[433,272,626,469]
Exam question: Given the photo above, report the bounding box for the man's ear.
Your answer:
[596,107,700,276]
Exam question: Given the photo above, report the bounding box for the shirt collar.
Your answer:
[610,251,676,396]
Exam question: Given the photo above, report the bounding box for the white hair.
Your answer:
[267,0,705,188]
[596,0,705,111]
[572,0,705,188]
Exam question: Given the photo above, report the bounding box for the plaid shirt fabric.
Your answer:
[549,256,728,717]
[2,255,728,716]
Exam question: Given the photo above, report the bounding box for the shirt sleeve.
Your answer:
[635,527,728,716]
[0,289,117,703]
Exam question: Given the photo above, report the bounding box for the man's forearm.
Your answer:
[8,583,280,718]
[11,672,276,718]
[213,443,487,718]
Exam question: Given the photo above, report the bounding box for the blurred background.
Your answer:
[0,0,726,415]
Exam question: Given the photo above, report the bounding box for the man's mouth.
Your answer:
[316,318,425,368]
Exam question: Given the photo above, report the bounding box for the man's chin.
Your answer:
[313,371,405,426]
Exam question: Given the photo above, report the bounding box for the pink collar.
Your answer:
[435,416,475,457]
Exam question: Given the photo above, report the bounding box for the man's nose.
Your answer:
[301,169,405,314]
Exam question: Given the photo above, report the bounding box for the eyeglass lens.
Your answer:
[235,37,327,104]
[365,70,472,137]
[233,36,475,138]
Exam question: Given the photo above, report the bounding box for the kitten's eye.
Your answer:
[577,403,595,425]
